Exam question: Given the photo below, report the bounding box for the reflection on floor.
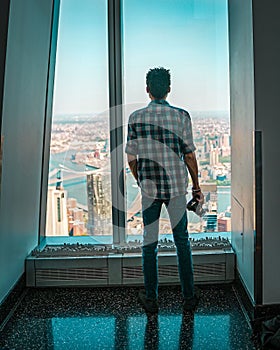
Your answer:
[0,284,257,350]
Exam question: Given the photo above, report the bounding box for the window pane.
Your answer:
[123,0,230,238]
[46,0,112,239]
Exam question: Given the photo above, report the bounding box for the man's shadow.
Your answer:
[144,315,159,350]
[179,312,195,349]
[143,312,195,350]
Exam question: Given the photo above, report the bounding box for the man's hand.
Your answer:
[184,152,204,204]
[192,189,204,205]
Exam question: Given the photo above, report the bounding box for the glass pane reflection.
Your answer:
[128,314,230,349]
[52,316,115,349]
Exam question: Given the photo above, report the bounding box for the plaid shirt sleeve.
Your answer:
[125,116,138,155]
[181,113,196,154]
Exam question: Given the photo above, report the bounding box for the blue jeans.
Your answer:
[141,194,194,301]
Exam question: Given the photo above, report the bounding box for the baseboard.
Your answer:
[0,273,26,331]
[233,272,255,321]
[234,272,280,325]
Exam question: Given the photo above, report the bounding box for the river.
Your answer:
[49,151,231,221]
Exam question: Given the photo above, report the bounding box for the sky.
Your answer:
[53,0,229,116]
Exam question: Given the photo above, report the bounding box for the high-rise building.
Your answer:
[45,187,68,236]
[205,213,218,231]
[218,217,231,232]
[209,147,219,166]
[87,173,111,235]
[67,198,86,235]
[221,146,231,157]
[201,183,218,203]
[222,133,230,147]
[200,183,218,232]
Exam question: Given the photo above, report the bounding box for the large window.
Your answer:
[123,0,230,238]
[45,0,230,243]
[46,0,112,239]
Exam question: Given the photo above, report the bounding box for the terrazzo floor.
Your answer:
[0,284,257,350]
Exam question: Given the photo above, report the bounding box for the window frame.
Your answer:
[39,0,61,245]
[40,0,231,245]
[40,0,127,244]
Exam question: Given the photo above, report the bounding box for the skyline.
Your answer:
[48,110,231,236]
[53,0,229,115]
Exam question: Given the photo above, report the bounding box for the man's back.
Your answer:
[126,99,196,199]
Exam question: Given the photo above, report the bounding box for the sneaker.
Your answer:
[138,290,159,314]
[183,293,200,312]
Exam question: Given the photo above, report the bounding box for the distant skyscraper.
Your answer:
[200,183,218,232]
[67,198,85,236]
[222,134,230,147]
[218,217,231,232]
[221,146,230,157]
[206,213,217,231]
[46,187,68,236]
[87,173,111,235]
[209,147,219,166]
[201,183,218,201]
[204,140,210,153]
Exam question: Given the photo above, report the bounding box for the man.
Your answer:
[125,67,203,314]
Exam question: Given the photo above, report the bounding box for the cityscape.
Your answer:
[46,111,231,237]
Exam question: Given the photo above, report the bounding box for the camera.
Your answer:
[187,196,206,217]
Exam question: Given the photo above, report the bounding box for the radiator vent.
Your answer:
[194,263,225,278]
[122,263,225,281]
[122,266,142,279]
[36,267,108,282]
[158,265,178,277]
[26,250,235,287]
[122,266,180,280]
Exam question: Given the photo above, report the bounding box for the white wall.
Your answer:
[228,0,255,301]
[252,0,280,304]
[0,0,53,303]
[229,0,280,305]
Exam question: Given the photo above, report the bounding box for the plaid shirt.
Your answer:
[125,100,196,199]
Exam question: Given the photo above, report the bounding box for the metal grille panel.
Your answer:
[122,266,142,279]
[36,267,108,282]
[194,263,226,278]
[158,265,178,277]
[26,250,234,287]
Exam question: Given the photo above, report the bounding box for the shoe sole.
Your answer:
[138,292,159,314]
[183,295,199,312]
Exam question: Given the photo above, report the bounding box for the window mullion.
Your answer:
[108,0,126,245]
[39,0,60,243]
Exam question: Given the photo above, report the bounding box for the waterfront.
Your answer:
[49,151,231,225]
[47,112,231,235]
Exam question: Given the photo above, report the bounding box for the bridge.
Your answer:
[48,172,87,185]
[48,165,106,185]
[49,165,142,220]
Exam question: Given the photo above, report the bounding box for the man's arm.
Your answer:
[184,152,203,201]
[127,153,138,183]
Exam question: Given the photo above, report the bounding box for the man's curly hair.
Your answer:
[146,67,171,99]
